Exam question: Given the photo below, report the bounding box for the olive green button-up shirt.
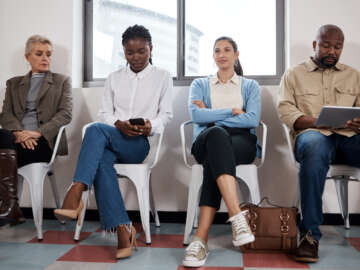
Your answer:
[278,58,360,139]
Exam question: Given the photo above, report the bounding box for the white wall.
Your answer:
[1,0,360,214]
[287,0,360,70]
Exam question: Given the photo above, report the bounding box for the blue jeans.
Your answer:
[73,123,150,230]
[295,131,360,240]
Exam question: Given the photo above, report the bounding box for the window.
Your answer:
[84,0,284,86]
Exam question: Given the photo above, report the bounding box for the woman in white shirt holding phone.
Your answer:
[54,25,172,260]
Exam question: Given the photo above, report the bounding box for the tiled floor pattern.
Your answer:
[0,220,360,270]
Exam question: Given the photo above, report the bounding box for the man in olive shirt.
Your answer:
[278,24,360,263]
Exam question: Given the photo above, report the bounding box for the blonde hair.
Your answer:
[25,35,52,56]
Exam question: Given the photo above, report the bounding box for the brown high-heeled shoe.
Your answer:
[116,225,138,259]
[54,182,85,225]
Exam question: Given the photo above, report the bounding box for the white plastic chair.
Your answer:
[17,125,67,240]
[74,122,162,244]
[181,121,268,245]
[282,123,360,229]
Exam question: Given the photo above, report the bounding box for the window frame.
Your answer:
[83,0,285,87]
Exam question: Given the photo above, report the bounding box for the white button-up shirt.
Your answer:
[98,64,173,134]
[209,73,243,110]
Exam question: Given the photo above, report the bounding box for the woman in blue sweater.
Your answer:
[182,37,261,267]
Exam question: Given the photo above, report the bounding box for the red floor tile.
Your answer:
[27,231,92,244]
[243,253,310,268]
[178,267,243,270]
[137,234,184,248]
[57,245,117,263]
[348,238,360,252]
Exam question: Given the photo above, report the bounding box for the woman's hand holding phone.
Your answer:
[141,120,152,136]
[115,118,151,136]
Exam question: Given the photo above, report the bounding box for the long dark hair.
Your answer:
[122,24,153,64]
[213,36,243,76]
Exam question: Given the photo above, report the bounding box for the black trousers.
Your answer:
[191,126,257,210]
[0,129,52,167]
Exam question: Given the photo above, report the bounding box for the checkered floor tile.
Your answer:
[0,219,359,270]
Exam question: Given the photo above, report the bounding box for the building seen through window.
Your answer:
[88,0,283,84]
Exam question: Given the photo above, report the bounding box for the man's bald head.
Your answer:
[315,24,344,42]
[313,24,344,68]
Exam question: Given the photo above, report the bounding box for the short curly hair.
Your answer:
[122,25,152,64]
[122,24,152,46]
[25,35,52,56]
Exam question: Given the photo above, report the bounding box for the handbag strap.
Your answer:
[258,197,285,208]
[240,197,286,208]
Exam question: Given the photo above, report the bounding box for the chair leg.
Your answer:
[20,164,48,240]
[48,171,62,211]
[236,177,251,203]
[184,166,203,245]
[334,179,350,229]
[136,184,151,244]
[117,167,153,244]
[193,186,202,229]
[29,185,44,240]
[149,175,160,227]
[17,175,24,200]
[294,183,301,208]
[236,166,261,204]
[184,187,199,245]
[74,190,89,241]
[193,206,199,229]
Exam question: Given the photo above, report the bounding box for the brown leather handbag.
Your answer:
[240,197,298,253]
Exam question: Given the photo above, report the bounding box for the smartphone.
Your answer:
[129,118,145,125]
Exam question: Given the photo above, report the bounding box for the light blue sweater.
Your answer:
[188,76,262,157]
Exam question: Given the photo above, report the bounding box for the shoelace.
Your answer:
[300,231,316,246]
[232,211,250,234]
[185,241,205,257]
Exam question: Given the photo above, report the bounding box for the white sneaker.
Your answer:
[182,236,209,267]
[228,210,255,247]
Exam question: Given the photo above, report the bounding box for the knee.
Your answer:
[84,122,106,138]
[296,132,332,162]
[87,122,102,132]
[205,126,230,143]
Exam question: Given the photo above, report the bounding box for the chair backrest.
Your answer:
[257,121,268,168]
[180,121,268,168]
[282,123,297,167]
[47,125,67,166]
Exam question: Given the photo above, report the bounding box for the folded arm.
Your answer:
[216,80,261,128]
[188,79,232,124]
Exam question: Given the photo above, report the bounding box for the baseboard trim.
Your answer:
[21,207,360,226]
